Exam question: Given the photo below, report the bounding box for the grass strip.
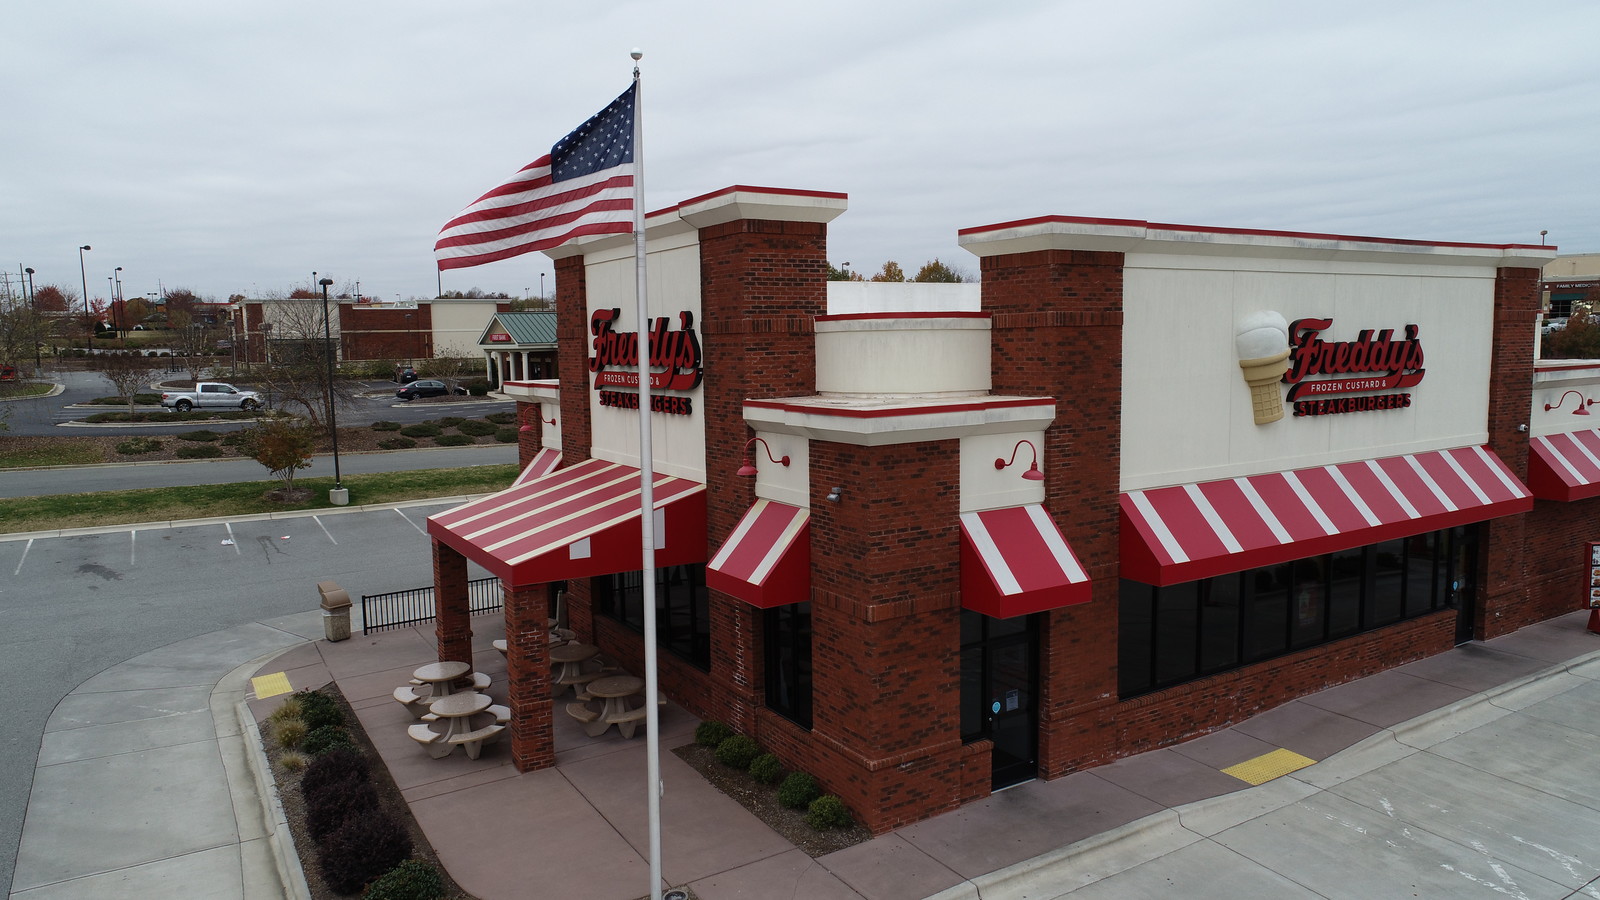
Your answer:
[0,464,517,534]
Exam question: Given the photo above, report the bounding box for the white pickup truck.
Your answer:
[160,382,265,412]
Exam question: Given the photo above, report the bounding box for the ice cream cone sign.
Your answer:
[1236,311,1291,425]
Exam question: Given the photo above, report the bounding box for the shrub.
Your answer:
[806,795,853,830]
[695,721,734,748]
[318,810,413,895]
[486,411,516,425]
[303,725,355,756]
[494,427,518,443]
[749,752,783,785]
[370,420,402,432]
[178,429,220,442]
[715,734,761,770]
[400,423,441,438]
[220,430,247,447]
[362,859,445,900]
[300,748,370,796]
[272,717,307,750]
[465,378,491,396]
[306,777,380,843]
[299,693,345,732]
[378,437,418,450]
[438,416,466,428]
[176,444,223,459]
[434,433,472,447]
[278,751,308,773]
[269,697,304,723]
[115,437,163,455]
[457,419,497,437]
[777,772,820,810]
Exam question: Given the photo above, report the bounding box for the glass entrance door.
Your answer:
[960,610,1039,789]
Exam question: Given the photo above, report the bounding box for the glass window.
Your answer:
[1118,582,1154,696]
[764,602,812,729]
[597,564,709,670]
[1154,582,1198,684]
[1245,563,1291,661]
[1368,540,1405,626]
[1327,546,1363,637]
[1198,574,1240,673]
[1290,557,1328,649]
[1405,532,1439,617]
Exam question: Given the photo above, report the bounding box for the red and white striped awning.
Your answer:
[1120,446,1531,586]
[427,457,706,587]
[960,505,1091,618]
[512,447,562,487]
[706,500,810,608]
[1529,430,1600,501]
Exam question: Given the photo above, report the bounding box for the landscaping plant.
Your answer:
[318,811,413,895]
[694,720,733,747]
[362,859,445,900]
[749,752,784,785]
[715,734,761,770]
[777,771,820,810]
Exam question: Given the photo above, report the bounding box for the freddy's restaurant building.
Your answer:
[421,186,1594,833]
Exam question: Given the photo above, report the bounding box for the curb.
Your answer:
[221,648,314,900]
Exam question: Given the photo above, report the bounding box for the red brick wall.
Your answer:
[431,540,473,666]
[1479,266,1542,639]
[555,255,593,463]
[504,582,555,772]
[979,249,1126,778]
[1521,498,1600,627]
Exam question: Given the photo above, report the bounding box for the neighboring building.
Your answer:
[478,311,557,387]
[417,186,1581,835]
[229,296,507,367]
[1543,253,1600,318]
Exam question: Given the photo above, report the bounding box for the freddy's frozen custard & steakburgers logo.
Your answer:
[1284,317,1425,417]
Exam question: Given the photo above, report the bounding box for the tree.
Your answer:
[99,352,156,416]
[827,263,864,282]
[240,418,317,499]
[1545,310,1600,360]
[32,285,75,313]
[869,261,906,283]
[122,296,151,325]
[911,259,967,283]
[250,299,357,431]
[0,304,52,376]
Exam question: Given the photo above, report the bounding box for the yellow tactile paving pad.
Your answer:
[1221,748,1317,785]
[251,672,293,699]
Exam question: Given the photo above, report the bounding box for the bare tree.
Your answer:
[167,307,219,381]
[249,298,356,431]
[99,352,156,416]
[0,304,54,377]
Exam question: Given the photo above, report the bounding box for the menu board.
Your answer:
[1589,542,1600,608]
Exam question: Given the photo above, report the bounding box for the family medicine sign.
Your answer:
[1283,317,1426,418]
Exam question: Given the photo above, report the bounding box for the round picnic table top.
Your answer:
[586,675,643,699]
[548,642,599,665]
[413,660,470,683]
[429,691,492,717]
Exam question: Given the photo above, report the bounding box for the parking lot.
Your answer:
[0,500,493,893]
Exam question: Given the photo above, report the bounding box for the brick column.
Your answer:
[516,399,541,467]
[554,253,593,463]
[980,248,1125,775]
[696,218,828,732]
[504,582,555,771]
[432,540,474,667]
[1479,266,1541,638]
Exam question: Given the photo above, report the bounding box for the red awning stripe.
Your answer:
[512,447,562,486]
[1529,429,1600,501]
[708,499,808,587]
[1121,446,1531,585]
[961,505,1088,595]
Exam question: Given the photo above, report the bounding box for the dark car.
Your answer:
[394,365,418,383]
[396,379,466,401]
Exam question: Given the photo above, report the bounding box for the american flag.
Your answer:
[435,84,637,270]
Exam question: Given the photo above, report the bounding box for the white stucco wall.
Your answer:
[428,299,499,359]
[1120,255,1497,491]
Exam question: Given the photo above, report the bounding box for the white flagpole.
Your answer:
[629,49,665,900]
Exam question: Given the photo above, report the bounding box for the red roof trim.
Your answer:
[959,214,1552,252]
[677,185,850,208]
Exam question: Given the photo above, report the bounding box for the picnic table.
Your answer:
[582,675,645,738]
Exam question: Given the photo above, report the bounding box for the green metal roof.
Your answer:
[483,311,557,346]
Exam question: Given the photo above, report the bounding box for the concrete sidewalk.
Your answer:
[14,609,1600,899]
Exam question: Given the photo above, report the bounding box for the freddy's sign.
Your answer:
[1285,317,1425,417]
[589,308,703,416]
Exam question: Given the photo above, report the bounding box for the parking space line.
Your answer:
[13,539,31,576]
[312,516,338,545]
[395,509,427,534]
[130,530,137,566]
[224,522,241,554]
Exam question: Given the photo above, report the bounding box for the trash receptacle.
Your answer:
[318,580,352,642]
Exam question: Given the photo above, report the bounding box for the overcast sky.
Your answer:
[5,0,1596,306]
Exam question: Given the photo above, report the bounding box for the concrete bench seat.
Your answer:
[565,702,599,724]
[470,671,491,692]
[408,723,451,758]
[488,704,510,725]
[394,685,432,718]
[608,706,648,739]
[447,723,505,760]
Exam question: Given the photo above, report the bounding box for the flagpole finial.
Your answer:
[630,48,642,61]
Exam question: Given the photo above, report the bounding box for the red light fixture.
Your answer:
[736,437,790,477]
[1545,390,1594,416]
[995,439,1045,481]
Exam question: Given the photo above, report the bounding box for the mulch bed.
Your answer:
[261,685,475,899]
[669,744,871,858]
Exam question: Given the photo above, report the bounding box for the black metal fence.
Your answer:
[361,576,503,634]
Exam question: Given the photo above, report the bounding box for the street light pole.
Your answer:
[319,277,346,505]
[77,245,92,351]
[113,266,123,337]
[24,267,39,375]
